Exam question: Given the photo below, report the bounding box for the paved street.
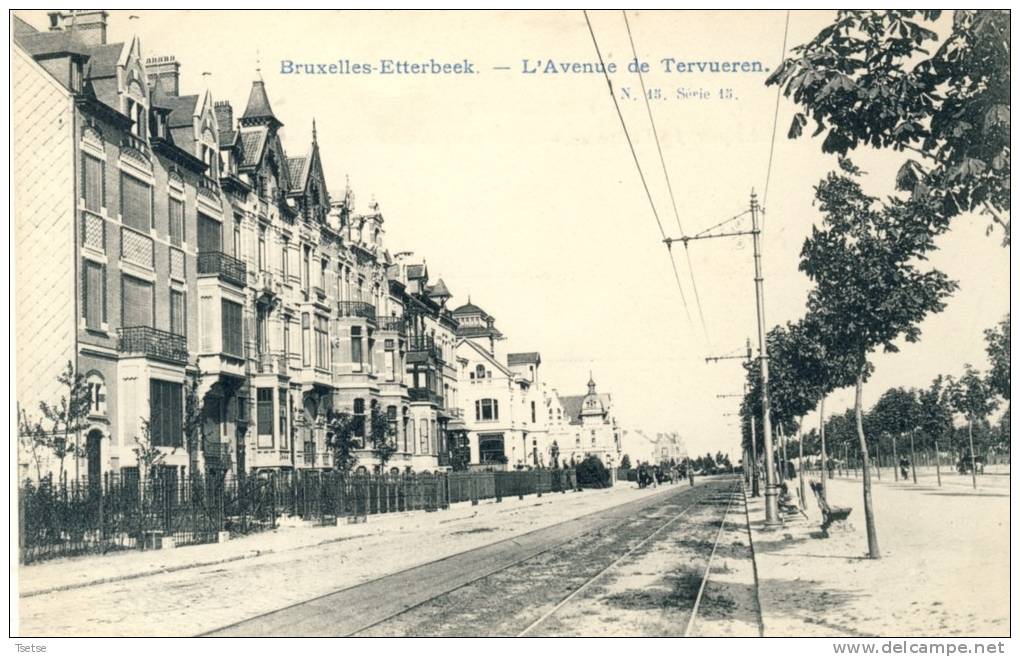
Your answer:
[19,478,758,637]
[209,477,756,637]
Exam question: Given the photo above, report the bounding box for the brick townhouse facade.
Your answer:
[14,10,638,482]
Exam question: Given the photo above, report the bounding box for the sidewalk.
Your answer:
[17,481,688,635]
[746,473,1009,637]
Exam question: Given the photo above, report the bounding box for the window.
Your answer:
[353,399,366,444]
[198,214,221,252]
[126,97,146,139]
[87,374,106,416]
[351,326,363,371]
[281,237,289,279]
[384,339,395,381]
[301,313,311,367]
[315,316,329,369]
[169,197,184,246]
[386,406,397,446]
[302,246,311,293]
[283,320,291,362]
[221,299,243,357]
[408,419,415,454]
[120,174,152,232]
[170,289,185,336]
[256,388,273,446]
[82,155,104,212]
[279,389,289,448]
[258,225,267,272]
[233,216,242,258]
[82,260,105,330]
[475,364,486,380]
[479,434,505,464]
[475,398,499,421]
[121,275,153,328]
[419,419,428,454]
[531,401,536,424]
[256,308,268,357]
[149,379,183,448]
[319,259,328,291]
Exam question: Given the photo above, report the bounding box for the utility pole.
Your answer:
[668,191,778,525]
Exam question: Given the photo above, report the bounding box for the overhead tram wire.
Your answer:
[582,9,694,329]
[622,10,711,347]
[761,9,791,226]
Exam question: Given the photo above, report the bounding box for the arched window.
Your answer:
[475,364,486,380]
[86,373,106,416]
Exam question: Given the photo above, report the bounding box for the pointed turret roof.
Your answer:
[428,278,452,299]
[240,79,282,128]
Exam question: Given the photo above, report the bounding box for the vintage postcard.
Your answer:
[9,8,1011,646]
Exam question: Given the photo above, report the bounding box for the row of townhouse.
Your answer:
[13,10,629,483]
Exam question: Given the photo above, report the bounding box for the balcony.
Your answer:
[338,301,376,322]
[408,387,444,406]
[254,352,288,376]
[407,336,443,365]
[376,316,405,333]
[118,326,188,365]
[198,251,247,287]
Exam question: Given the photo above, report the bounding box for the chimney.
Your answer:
[48,10,108,46]
[145,55,180,96]
[214,100,234,133]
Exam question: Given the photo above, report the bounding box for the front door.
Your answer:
[236,429,246,476]
[86,430,102,484]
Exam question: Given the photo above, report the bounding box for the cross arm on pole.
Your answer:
[663,229,757,247]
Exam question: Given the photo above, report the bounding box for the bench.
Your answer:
[809,481,852,537]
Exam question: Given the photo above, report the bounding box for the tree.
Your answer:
[132,419,173,480]
[38,361,91,482]
[984,314,1010,399]
[18,408,49,483]
[324,409,359,474]
[767,10,1010,244]
[369,407,396,469]
[799,163,958,558]
[948,364,999,488]
[575,455,611,488]
[918,376,955,453]
[182,361,206,476]
[620,454,632,470]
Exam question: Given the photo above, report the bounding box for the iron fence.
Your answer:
[18,473,276,564]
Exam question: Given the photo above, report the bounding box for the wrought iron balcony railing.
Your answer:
[376,316,405,333]
[407,336,443,364]
[338,301,376,322]
[118,326,188,364]
[197,251,247,287]
[408,387,444,406]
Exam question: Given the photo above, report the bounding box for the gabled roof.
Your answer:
[287,156,307,189]
[559,393,612,426]
[456,338,513,377]
[239,127,267,168]
[428,278,451,298]
[13,29,91,59]
[12,14,38,38]
[240,79,282,128]
[507,352,541,366]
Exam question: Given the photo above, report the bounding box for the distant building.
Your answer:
[555,374,622,468]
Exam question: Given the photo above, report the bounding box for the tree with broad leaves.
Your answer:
[948,364,999,489]
[917,376,955,453]
[800,162,958,558]
[18,408,49,483]
[767,10,1010,245]
[38,361,91,482]
[983,314,1007,436]
[369,407,397,469]
[620,454,631,470]
[325,409,359,474]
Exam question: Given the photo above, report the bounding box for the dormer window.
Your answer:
[70,60,83,93]
[126,98,146,139]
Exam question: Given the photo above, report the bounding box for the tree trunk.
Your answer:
[892,434,898,481]
[797,419,806,511]
[819,396,829,502]
[968,418,977,490]
[855,369,881,559]
[934,439,942,487]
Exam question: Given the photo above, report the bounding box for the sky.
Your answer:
[17,10,1010,459]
